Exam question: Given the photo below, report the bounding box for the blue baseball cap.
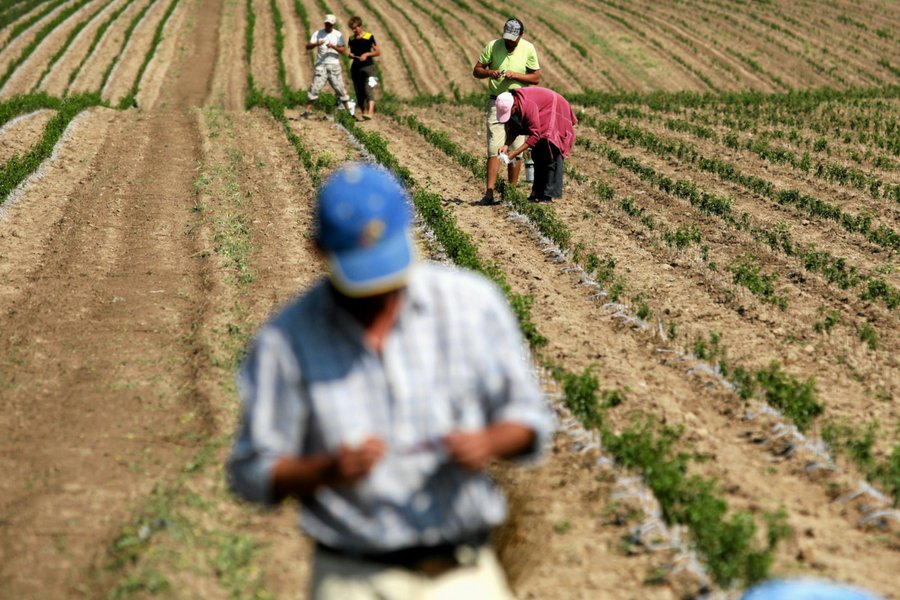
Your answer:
[741,579,883,600]
[316,163,415,297]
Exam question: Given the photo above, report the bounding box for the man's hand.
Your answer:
[444,430,496,471]
[444,422,536,472]
[333,437,386,485]
[498,145,509,155]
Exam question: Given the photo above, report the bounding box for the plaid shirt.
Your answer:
[227,263,553,552]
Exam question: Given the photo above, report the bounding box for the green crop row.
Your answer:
[268,0,288,98]
[34,0,117,92]
[0,92,101,203]
[715,127,898,202]
[552,366,789,586]
[100,0,158,92]
[0,0,53,31]
[117,0,180,108]
[582,114,900,252]
[0,0,95,92]
[66,0,139,94]
[0,0,67,54]
[579,136,898,309]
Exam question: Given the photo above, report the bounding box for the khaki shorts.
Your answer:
[308,63,350,102]
[486,99,526,157]
[310,545,516,600]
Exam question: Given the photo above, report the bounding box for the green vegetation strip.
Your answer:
[576,136,899,310]
[0,0,53,30]
[243,0,257,106]
[269,0,288,98]
[0,90,61,127]
[556,367,790,586]
[117,0,180,108]
[34,0,117,91]
[66,0,139,94]
[100,0,158,92]
[0,0,67,54]
[581,113,900,252]
[0,92,101,203]
[0,0,95,92]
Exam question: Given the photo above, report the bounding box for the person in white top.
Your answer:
[303,14,353,118]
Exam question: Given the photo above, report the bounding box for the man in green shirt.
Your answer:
[473,18,541,205]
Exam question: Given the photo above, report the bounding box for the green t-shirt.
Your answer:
[477,39,540,96]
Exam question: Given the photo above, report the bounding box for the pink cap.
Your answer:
[495,92,514,123]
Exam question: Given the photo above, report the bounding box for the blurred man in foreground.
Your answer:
[227,163,554,599]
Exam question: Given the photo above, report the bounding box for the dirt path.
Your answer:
[249,0,280,96]
[276,0,309,93]
[0,0,220,595]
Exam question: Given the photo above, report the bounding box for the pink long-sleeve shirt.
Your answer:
[511,87,577,157]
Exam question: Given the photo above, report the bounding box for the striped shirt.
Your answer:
[227,262,554,552]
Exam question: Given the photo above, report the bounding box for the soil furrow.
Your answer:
[250,0,281,96]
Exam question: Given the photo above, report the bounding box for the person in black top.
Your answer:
[347,16,380,120]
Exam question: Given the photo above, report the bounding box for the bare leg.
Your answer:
[368,100,375,117]
[486,156,500,195]
[508,159,522,186]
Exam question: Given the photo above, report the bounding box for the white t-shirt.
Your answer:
[311,28,344,65]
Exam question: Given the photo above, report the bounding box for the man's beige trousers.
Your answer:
[310,546,517,600]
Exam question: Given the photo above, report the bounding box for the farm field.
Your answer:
[0,0,898,598]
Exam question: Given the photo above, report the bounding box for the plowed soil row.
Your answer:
[100,0,167,103]
[250,0,280,96]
